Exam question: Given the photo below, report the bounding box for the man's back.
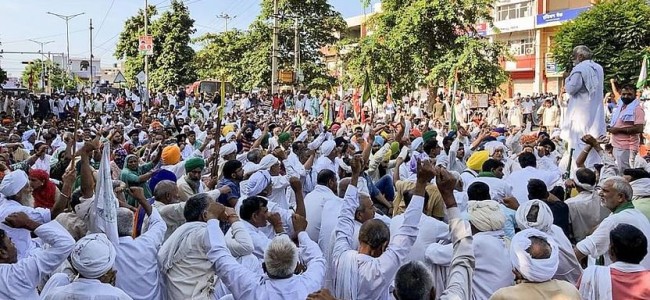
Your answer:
[490,279,580,300]
[43,278,132,300]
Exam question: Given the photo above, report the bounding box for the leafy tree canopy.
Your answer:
[344,0,509,97]
[21,60,77,92]
[552,0,650,89]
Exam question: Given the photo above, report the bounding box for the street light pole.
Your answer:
[47,11,85,73]
[271,0,279,94]
[28,39,54,91]
[217,13,236,32]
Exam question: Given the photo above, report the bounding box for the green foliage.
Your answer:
[343,0,507,96]
[149,0,197,90]
[114,0,196,90]
[21,60,77,92]
[194,0,346,91]
[114,5,156,86]
[552,0,650,88]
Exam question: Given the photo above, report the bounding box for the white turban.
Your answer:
[219,142,237,157]
[0,170,28,197]
[575,174,596,192]
[320,140,336,157]
[484,141,506,156]
[467,200,505,232]
[225,132,236,142]
[22,129,36,142]
[510,228,559,282]
[247,170,271,196]
[71,233,117,279]
[295,130,308,143]
[411,137,424,152]
[258,154,279,170]
[515,200,554,233]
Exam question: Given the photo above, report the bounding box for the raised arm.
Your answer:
[332,155,363,260]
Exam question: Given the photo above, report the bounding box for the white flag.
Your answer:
[90,142,120,247]
[637,55,648,89]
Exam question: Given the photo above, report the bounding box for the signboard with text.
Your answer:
[536,7,591,28]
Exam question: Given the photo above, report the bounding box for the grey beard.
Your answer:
[19,194,35,207]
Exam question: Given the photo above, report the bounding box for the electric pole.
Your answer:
[144,0,149,105]
[271,0,279,94]
[47,11,85,73]
[28,39,54,90]
[89,18,94,87]
[294,17,300,91]
[217,13,236,32]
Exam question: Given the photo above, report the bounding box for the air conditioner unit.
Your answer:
[525,48,534,55]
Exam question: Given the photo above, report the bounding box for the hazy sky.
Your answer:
[0,0,379,77]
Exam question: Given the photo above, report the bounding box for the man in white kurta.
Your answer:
[304,171,340,241]
[561,45,606,167]
[115,207,166,300]
[207,218,326,299]
[0,215,74,300]
[332,183,423,300]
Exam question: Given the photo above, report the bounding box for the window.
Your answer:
[496,1,533,21]
[507,37,535,56]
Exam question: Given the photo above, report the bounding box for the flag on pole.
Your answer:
[90,142,120,247]
[219,80,226,119]
[353,88,361,121]
[361,70,371,122]
[449,70,459,131]
[637,54,648,89]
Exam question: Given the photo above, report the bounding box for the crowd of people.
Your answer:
[0,44,649,300]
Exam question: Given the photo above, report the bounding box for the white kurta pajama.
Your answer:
[561,59,606,167]
[115,209,166,300]
[426,230,513,300]
[207,220,326,300]
[389,212,449,263]
[0,221,74,300]
[0,198,51,259]
[332,185,423,300]
[305,185,341,241]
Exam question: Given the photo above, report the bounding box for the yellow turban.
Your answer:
[467,150,489,171]
[161,145,181,165]
[222,124,234,136]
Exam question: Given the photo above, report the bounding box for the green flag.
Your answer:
[637,54,648,89]
[449,71,459,131]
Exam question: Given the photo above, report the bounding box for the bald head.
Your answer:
[154,180,178,204]
[359,219,390,250]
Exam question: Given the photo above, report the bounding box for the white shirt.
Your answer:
[234,199,294,260]
[332,185,423,300]
[577,207,650,269]
[143,201,186,241]
[521,100,534,114]
[115,209,166,300]
[0,221,74,300]
[305,185,340,241]
[506,166,561,204]
[566,191,610,242]
[470,176,514,202]
[0,198,51,259]
[43,278,132,300]
[32,155,52,173]
[206,220,326,300]
[390,213,449,263]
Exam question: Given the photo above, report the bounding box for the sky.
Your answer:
[0,0,380,77]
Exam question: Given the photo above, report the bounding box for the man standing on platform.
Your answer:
[560,45,606,168]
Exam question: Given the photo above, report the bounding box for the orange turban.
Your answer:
[161,145,181,165]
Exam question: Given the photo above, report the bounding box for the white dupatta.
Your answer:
[578,261,646,300]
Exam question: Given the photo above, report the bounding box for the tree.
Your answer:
[21,60,78,91]
[114,5,157,86]
[193,30,249,86]
[149,0,197,90]
[244,0,346,91]
[343,0,508,96]
[552,0,650,89]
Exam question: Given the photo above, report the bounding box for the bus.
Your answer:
[186,80,235,96]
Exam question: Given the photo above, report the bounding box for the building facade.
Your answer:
[481,0,594,98]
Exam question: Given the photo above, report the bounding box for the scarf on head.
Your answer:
[515,199,554,233]
[510,228,559,282]
[630,178,650,200]
[468,200,506,232]
[30,169,57,209]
